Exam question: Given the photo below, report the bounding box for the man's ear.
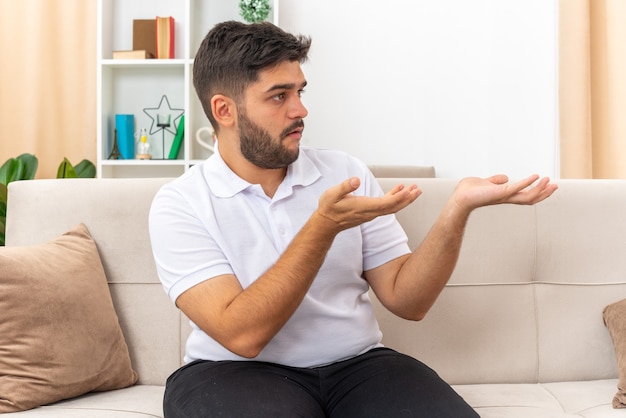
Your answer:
[211,95,236,128]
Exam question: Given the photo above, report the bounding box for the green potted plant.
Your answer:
[56,157,96,179]
[0,154,96,246]
[239,0,271,23]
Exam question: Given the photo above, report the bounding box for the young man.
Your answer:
[149,21,557,417]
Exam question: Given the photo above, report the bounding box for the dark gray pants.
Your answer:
[163,347,479,418]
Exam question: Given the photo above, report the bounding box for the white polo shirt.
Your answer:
[149,145,410,367]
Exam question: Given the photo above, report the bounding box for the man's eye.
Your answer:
[297,89,306,98]
[273,93,286,101]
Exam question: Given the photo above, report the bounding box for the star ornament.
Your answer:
[143,95,184,136]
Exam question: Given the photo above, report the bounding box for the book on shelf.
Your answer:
[112,50,153,59]
[156,16,175,59]
[168,115,185,159]
[133,19,156,58]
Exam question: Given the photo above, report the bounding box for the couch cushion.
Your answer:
[603,297,626,408]
[0,385,164,417]
[455,379,618,417]
[0,224,138,413]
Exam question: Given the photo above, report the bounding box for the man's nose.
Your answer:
[289,97,308,119]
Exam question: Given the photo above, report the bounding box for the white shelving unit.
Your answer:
[96,0,279,178]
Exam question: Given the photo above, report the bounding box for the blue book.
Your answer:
[115,114,135,159]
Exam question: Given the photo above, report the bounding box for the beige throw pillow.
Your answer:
[0,223,138,413]
[603,297,626,409]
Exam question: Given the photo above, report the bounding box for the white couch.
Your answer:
[3,176,625,417]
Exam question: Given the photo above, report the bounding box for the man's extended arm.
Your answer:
[365,174,557,320]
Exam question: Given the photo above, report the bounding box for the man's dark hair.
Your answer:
[193,21,311,130]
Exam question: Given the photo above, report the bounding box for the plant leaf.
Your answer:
[74,159,96,178]
[57,158,78,178]
[16,153,38,180]
[0,159,13,185]
[0,158,25,185]
[0,183,7,216]
[0,183,7,246]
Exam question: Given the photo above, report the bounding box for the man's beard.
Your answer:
[238,109,303,169]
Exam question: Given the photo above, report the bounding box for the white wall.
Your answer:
[279,0,559,179]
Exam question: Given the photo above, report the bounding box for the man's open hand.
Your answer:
[452,174,558,213]
[316,177,421,232]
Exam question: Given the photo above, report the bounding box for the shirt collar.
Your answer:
[203,143,321,198]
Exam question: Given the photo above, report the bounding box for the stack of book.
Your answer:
[112,50,153,59]
[112,17,174,60]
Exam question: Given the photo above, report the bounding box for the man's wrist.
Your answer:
[309,210,344,237]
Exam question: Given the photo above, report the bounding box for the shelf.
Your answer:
[97,0,279,178]
[100,159,186,166]
[101,59,188,69]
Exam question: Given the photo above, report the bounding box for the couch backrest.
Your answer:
[374,178,623,385]
[6,178,183,386]
[368,165,435,178]
[6,178,623,385]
